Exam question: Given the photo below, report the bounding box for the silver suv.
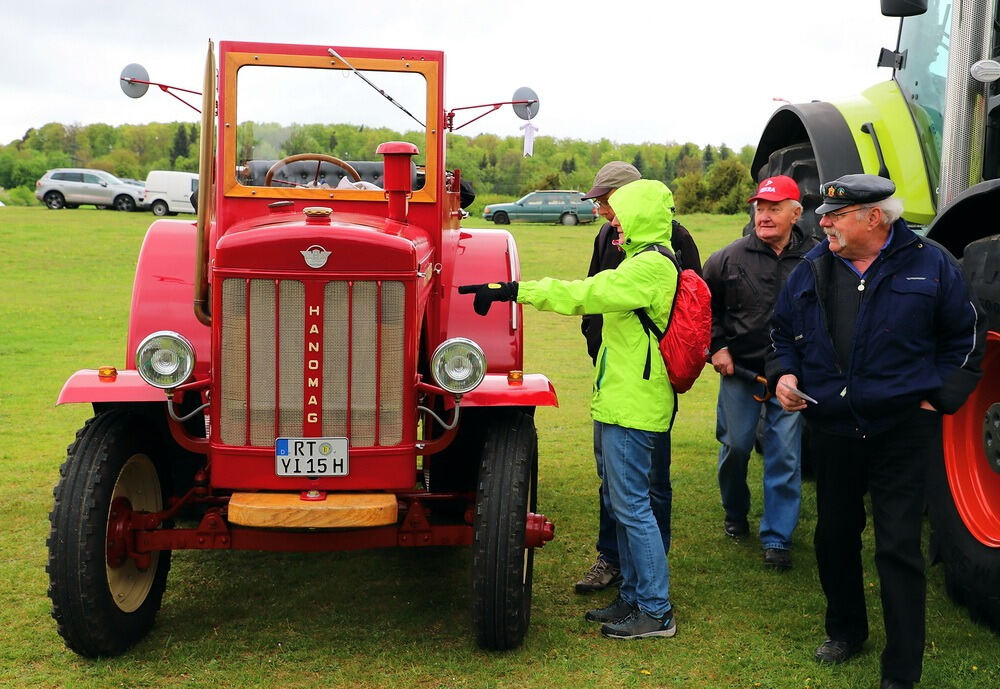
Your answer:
[35,168,143,211]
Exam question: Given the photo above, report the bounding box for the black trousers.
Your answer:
[809,409,939,683]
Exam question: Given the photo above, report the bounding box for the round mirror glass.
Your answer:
[120,63,150,98]
[511,87,540,120]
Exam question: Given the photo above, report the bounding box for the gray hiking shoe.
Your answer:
[585,594,636,623]
[575,556,622,593]
[601,608,677,639]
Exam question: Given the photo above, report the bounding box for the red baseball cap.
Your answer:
[747,175,800,203]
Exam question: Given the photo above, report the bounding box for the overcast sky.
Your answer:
[2,1,903,149]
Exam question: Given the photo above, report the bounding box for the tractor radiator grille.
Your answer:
[219,278,405,447]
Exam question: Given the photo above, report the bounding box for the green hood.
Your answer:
[608,179,674,258]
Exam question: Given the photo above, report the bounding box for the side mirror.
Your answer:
[511,87,540,120]
[880,0,927,17]
[120,64,150,98]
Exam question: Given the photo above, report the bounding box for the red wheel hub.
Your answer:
[106,496,134,568]
[942,331,1000,547]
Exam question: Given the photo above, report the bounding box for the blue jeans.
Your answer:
[716,374,802,550]
[595,421,671,563]
[597,421,671,618]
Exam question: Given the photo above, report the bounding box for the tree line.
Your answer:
[0,121,757,214]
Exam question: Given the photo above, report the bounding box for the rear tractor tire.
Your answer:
[931,334,1000,632]
[472,409,538,650]
[47,409,172,657]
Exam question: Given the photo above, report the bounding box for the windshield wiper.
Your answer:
[327,48,425,129]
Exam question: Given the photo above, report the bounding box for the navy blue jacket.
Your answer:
[767,219,984,437]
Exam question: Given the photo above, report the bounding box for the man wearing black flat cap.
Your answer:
[768,173,985,689]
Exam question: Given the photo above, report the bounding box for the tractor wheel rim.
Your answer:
[105,453,162,612]
[942,331,1000,547]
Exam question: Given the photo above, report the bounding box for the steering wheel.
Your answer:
[264,153,362,187]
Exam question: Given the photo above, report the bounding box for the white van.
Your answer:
[143,170,199,216]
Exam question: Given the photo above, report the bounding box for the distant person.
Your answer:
[574,161,701,594]
[769,174,984,689]
[461,179,680,639]
[190,190,198,213]
[702,175,817,570]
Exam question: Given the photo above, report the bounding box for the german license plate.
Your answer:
[275,437,349,476]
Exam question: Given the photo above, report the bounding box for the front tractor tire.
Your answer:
[472,409,538,650]
[931,334,1000,631]
[47,409,172,657]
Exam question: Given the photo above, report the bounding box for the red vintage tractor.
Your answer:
[47,40,556,657]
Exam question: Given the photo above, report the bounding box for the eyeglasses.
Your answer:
[822,205,872,220]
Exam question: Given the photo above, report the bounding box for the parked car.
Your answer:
[142,170,199,216]
[483,190,599,225]
[34,168,143,211]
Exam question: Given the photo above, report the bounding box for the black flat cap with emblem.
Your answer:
[815,174,896,214]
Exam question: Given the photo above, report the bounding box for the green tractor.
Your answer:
[752,0,1000,630]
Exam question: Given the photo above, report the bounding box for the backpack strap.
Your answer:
[633,244,680,380]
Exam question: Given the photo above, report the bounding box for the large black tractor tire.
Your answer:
[47,409,172,657]
[472,409,538,650]
[749,142,822,239]
[928,333,1000,632]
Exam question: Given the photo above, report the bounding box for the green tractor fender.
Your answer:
[752,80,937,235]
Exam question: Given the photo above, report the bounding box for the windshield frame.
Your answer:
[893,0,952,195]
[220,49,440,204]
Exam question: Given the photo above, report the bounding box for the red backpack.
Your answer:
[634,245,712,394]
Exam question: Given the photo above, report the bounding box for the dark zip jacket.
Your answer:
[581,219,701,363]
[702,224,818,375]
[767,219,985,437]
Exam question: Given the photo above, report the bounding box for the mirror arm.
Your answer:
[446,100,538,131]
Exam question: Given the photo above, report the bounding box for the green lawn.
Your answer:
[0,207,995,688]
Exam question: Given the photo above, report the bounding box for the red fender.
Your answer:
[126,219,211,373]
[57,369,166,404]
[442,228,522,373]
[461,373,558,408]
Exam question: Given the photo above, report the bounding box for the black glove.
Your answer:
[458,282,518,316]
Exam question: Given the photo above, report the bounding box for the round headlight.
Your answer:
[430,338,486,395]
[136,331,196,389]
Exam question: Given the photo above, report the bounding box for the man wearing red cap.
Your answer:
[702,175,818,569]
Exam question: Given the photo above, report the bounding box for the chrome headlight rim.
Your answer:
[430,337,487,395]
[135,330,196,389]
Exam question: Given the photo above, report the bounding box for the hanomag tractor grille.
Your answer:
[219,278,405,447]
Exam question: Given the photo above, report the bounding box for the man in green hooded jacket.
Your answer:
[460,179,678,639]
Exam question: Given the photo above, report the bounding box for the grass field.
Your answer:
[0,206,996,688]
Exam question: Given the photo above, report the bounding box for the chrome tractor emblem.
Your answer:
[301,245,332,269]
